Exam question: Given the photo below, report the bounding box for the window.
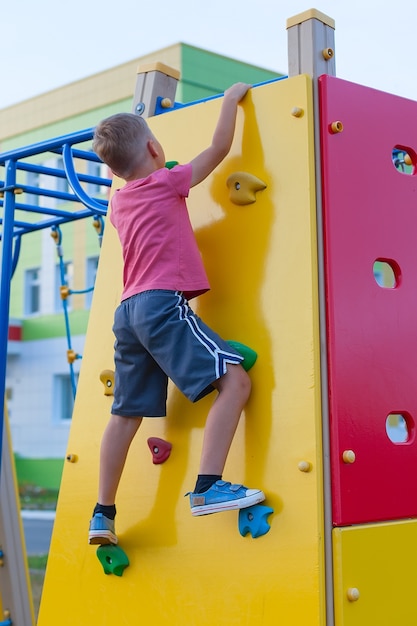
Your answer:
[55,261,73,312]
[25,170,40,207]
[5,387,13,419]
[55,158,69,202]
[85,256,99,308]
[87,160,107,196]
[54,374,77,420]
[24,268,41,315]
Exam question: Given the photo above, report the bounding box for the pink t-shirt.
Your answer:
[110,163,210,301]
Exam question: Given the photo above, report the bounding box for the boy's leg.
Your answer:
[98,414,143,504]
[190,364,265,516]
[199,364,250,475]
[89,414,142,544]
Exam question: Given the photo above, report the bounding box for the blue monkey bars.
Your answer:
[0,128,112,470]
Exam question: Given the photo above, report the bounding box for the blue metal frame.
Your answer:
[0,128,112,470]
[153,75,286,116]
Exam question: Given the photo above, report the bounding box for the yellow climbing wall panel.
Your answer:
[38,75,325,625]
[333,520,417,625]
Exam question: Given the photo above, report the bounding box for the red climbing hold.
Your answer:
[147,437,172,464]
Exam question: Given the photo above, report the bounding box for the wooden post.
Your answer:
[287,9,336,626]
[132,62,180,118]
[0,412,34,626]
[287,9,336,79]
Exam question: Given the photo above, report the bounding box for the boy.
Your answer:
[89,83,265,545]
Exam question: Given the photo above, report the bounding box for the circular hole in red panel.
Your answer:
[385,412,414,444]
[373,259,400,288]
[392,145,417,174]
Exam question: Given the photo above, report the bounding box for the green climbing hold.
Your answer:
[165,160,179,170]
[96,545,130,577]
[227,341,257,371]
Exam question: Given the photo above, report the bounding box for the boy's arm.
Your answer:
[189,83,251,188]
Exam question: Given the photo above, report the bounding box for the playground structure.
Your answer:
[1,8,417,626]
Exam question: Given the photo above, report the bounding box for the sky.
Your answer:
[1,1,416,110]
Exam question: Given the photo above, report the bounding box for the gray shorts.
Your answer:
[111,290,243,417]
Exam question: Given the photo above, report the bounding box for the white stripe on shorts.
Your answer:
[175,292,242,379]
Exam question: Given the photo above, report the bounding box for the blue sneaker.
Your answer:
[88,513,118,545]
[188,480,265,516]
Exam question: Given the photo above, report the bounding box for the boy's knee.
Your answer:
[239,367,252,400]
[110,414,143,431]
[229,364,252,400]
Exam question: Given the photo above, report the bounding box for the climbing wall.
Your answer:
[320,75,417,624]
[38,75,326,625]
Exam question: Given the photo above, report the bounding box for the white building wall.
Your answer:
[41,227,57,315]
[6,334,85,458]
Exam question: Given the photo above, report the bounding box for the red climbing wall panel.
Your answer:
[319,75,417,526]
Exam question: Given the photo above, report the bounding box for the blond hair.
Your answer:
[92,113,151,179]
